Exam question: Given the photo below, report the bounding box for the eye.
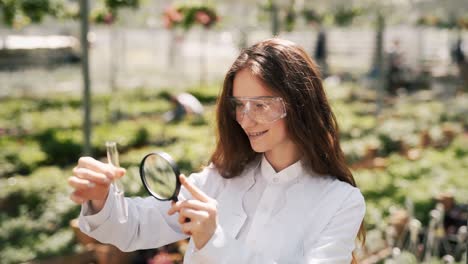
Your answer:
[231,100,245,111]
[255,102,269,110]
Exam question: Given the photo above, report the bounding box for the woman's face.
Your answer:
[231,69,299,165]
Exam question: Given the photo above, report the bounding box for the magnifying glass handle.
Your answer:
[172,197,190,222]
[106,141,128,223]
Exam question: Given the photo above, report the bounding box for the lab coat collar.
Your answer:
[260,155,303,185]
[216,160,258,239]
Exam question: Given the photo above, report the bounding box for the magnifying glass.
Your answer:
[139,151,181,202]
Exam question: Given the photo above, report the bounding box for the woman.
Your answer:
[69,38,365,263]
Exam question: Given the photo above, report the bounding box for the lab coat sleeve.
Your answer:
[303,188,366,263]
[78,186,188,252]
[77,166,222,252]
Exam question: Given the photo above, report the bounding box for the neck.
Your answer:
[265,148,301,172]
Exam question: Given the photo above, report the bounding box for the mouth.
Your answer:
[247,130,268,139]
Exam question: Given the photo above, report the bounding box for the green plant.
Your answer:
[133,127,150,147]
[0,137,47,176]
[284,7,296,32]
[91,6,114,24]
[186,84,220,104]
[0,0,59,27]
[302,8,322,24]
[19,0,50,23]
[105,0,139,10]
[90,0,139,24]
[0,0,17,26]
[0,167,78,263]
[333,7,361,27]
[35,129,82,166]
[417,14,468,29]
[0,82,465,263]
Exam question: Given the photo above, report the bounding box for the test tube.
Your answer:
[106,141,128,223]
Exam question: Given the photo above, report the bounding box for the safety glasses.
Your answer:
[228,96,287,124]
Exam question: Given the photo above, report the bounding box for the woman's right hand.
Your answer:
[68,157,126,212]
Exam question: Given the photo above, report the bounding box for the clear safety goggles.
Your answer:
[228,96,287,124]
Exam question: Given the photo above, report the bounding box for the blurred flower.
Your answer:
[104,12,114,24]
[163,6,183,29]
[195,11,210,26]
[162,4,218,30]
[148,252,174,264]
[91,8,114,25]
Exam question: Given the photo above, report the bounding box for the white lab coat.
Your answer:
[79,159,365,264]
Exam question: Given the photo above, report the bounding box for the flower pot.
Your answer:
[365,145,379,160]
[389,209,409,238]
[420,130,431,147]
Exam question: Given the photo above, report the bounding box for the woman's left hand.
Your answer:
[168,174,218,250]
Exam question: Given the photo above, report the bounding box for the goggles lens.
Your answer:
[228,96,287,124]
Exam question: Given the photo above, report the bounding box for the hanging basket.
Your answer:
[163,4,219,30]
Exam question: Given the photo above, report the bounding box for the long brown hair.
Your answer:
[210,38,365,251]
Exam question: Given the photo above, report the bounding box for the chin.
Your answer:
[250,144,268,153]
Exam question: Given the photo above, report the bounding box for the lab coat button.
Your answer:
[273,178,279,183]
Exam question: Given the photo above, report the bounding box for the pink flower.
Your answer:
[104,12,114,24]
[163,6,183,29]
[163,16,173,29]
[165,6,183,22]
[195,11,211,26]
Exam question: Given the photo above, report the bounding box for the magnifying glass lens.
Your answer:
[141,153,178,200]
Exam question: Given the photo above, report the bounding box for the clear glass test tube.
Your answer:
[106,141,128,223]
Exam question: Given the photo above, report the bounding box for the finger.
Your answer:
[77,157,126,180]
[168,199,211,215]
[168,200,186,215]
[70,192,86,204]
[72,167,110,184]
[180,174,210,202]
[181,221,195,236]
[178,208,208,225]
[73,186,109,202]
[168,200,181,215]
[68,176,97,190]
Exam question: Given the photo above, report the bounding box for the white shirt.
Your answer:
[177,93,204,115]
[79,157,365,264]
[237,156,302,241]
